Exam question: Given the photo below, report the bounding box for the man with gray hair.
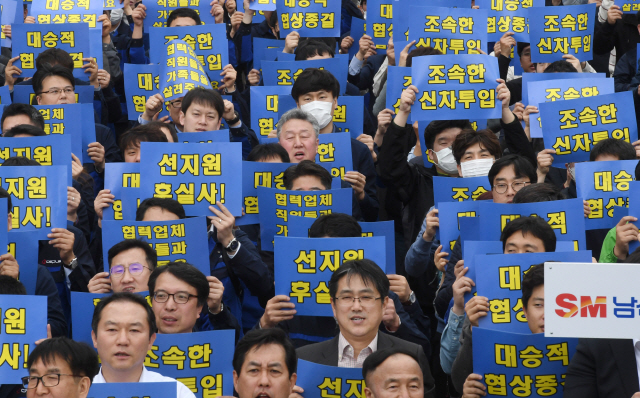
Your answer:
[276,108,320,163]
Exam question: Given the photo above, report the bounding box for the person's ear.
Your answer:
[233,370,239,391]
[78,376,91,397]
[91,330,98,349]
[289,372,297,388]
[457,163,462,176]
[179,111,185,126]
[330,297,337,318]
[148,332,156,349]
[36,96,42,105]
[427,149,436,164]
[215,116,222,131]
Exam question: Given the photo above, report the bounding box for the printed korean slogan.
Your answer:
[521,72,605,107]
[274,236,386,316]
[529,3,596,63]
[473,327,578,398]
[149,24,229,82]
[177,131,230,143]
[540,91,638,166]
[433,176,491,205]
[237,161,290,226]
[101,217,209,274]
[250,86,292,138]
[332,96,364,139]
[103,162,140,221]
[476,0,546,42]
[527,77,613,139]
[411,54,501,120]
[386,66,412,119]
[621,0,640,13]
[261,57,348,94]
[123,63,167,121]
[7,230,41,294]
[160,40,212,101]
[12,23,90,78]
[476,251,592,333]
[257,187,352,251]
[145,330,235,398]
[0,135,72,183]
[296,359,366,398]
[0,295,47,383]
[367,0,392,49]
[277,0,340,37]
[0,165,67,238]
[143,0,215,29]
[139,142,243,216]
[88,382,177,398]
[477,199,587,250]
[575,160,637,230]
[31,0,102,27]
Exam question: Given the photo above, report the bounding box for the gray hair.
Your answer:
[276,108,320,139]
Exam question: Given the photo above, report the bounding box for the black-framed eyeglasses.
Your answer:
[109,263,150,278]
[153,290,197,304]
[168,100,182,109]
[334,295,382,307]
[493,181,530,194]
[38,87,74,96]
[21,374,83,389]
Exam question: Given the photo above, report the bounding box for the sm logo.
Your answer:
[555,294,607,318]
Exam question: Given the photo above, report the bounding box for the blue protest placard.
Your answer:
[0,165,66,238]
[521,72,605,107]
[0,295,47,383]
[278,0,340,38]
[12,23,91,79]
[622,0,640,13]
[316,132,354,179]
[144,330,235,398]
[527,77,613,139]
[250,86,292,138]
[476,251,592,333]
[13,84,93,105]
[274,236,386,315]
[150,24,229,83]
[529,3,596,63]
[160,40,213,101]
[89,27,103,70]
[349,17,365,57]
[367,0,393,49]
[433,176,491,205]
[540,91,638,166]
[120,187,141,221]
[88,382,177,398]
[177,131,230,143]
[34,103,97,164]
[297,359,366,397]
[103,162,140,221]
[477,199,587,250]
[472,327,578,397]
[461,240,503,300]
[575,160,636,230]
[258,186,353,251]
[236,161,290,226]
[386,65,412,119]
[143,0,215,30]
[408,6,488,55]
[31,0,102,27]
[261,57,348,95]
[333,96,364,139]
[102,217,210,274]
[123,63,168,121]
[139,142,243,216]
[0,0,19,48]
[437,200,479,251]
[0,86,10,107]
[252,38,284,71]
[0,135,72,184]
[7,230,40,294]
[477,0,544,42]
[249,0,276,12]
[411,54,501,120]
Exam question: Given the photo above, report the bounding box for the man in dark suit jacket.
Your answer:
[564,338,640,398]
[294,259,435,398]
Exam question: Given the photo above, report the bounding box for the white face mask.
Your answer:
[301,101,333,129]
[568,165,576,181]
[433,147,458,175]
[460,158,494,178]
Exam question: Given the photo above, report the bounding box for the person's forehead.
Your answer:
[169,16,197,26]
[100,300,149,325]
[283,119,314,132]
[435,128,461,141]
[187,101,218,114]
[112,247,147,264]
[244,343,287,366]
[301,89,333,98]
[337,273,377,293]
[30,355,71,373]
[42,75,73,87]
[155,271,197,294]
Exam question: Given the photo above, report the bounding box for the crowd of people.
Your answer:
[0,0,638,397]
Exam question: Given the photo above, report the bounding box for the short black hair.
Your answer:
[543,60,577,73]
[147,261,209,307]
[35,48,74,71]
[107,239,157,271]
[91,292,157,337]
[119,124,169,152]
[512,183,565,203]
[247,143,291,162]
[451,129,502,164]
[166,7,201,26]
[488,155,537,188]
[283,160,332,190]
[2,156,40,166]
[589,138,636,161]
[521,263,544,310]
[0,275,26,295]
[27,337,100,382]
[329,259,389,300]
[136,197,186,221]
[266,10,278,28]
[362,348,421,384]
[181,87,224,121]
[233,328,297,377]
[1,103,46,131]
[424,120,472,151]
[3,124,47,138]
[406,46,442,67]
[516,42,530,57]
[500,216,557,252]
[295,40,335,61]
[291,68,340,102]
[33,64,75,96]
[147,121,179,143]
[0,186,12,213]
[309,213,361,238]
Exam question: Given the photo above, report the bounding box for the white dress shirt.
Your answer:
[337,332,378,368]
[93,366,196,398]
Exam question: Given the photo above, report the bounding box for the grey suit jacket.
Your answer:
[296,332,435,398]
